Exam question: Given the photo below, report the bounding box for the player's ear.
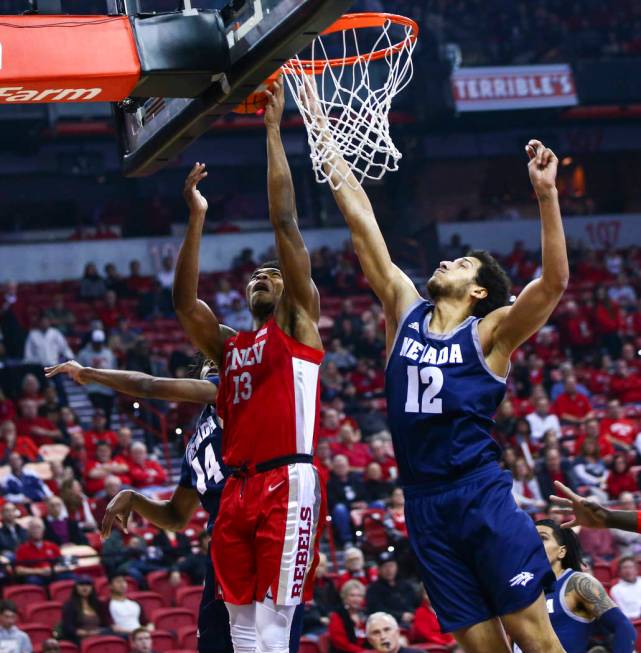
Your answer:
[558,544,567,561]
[470,285,488,301]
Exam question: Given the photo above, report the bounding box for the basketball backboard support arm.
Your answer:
[114,0,353,177]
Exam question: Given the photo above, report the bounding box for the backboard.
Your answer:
[114,0,353,177]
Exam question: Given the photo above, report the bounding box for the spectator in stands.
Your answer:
[112,428,133,461]
[43,495,88,546]
[225,297,253,332]
[45,295,75,336]
[600,399,636,454]
[156,255,175,290]
[128,443,167,491]
[331,424,373,472]
[563,301,594,361]
[18,375,45,413]
[328,579,368,653]
[571,438,609,502]
[511,458,546,514]
[58,406,83,444]
[363,463,393,505]
[366,552,419,629]
[493,399,517,446]
[98,291,126,331]
[61,577,112,644]
[611,492,641,557]
[59,479,97,532]
[126,260,151,297]
[126,338,153,376]
[611,557,641,619]
[110,317,140,354]
[15,517,66,585]
[610,360,641,405]
[324,338,357,372]
[108,574,149,635]
[0,600,32,653]
[607,453,639,499]
[79,263,107,301]
[92,475,123,526]
[552,375,594,425]
[0,281,26,360]
[369,437,397,481]
[63,430,88,481]
[411,590,459,651]
[549,364,591,402]
[593,286,623,358]
[214,278,242,317]
[104,263,126,296]
[367,612,429,653]
[85,441,131,496]
[303,552,341,638]
[1,452,52,504]
[327,455,367,546]
[0,420,39,463]
[385,488,407,539]
[130,628,155,653]
[170,530,210,586]
[525,397,561,445]
[84,409,118,455]
[23,313,73,371]
[0,502,26,560]
[621,342,641,374]
[535,448,575,500]
[337,548,376,590]
[151,528,191,569]
[319,408,342,441]
[78,331,116,425]
[351,399,389,440]
[15,399,63,445]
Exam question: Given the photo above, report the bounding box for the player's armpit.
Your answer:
[567,572,616,619]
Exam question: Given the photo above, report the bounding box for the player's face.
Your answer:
[367,618,400,653]
[246,268,284,315]
[426,256,483,302]
[536,525,565,568]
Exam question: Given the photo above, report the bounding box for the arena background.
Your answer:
[0,1,641,652]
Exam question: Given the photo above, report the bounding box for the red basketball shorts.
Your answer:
[212,462,322,606]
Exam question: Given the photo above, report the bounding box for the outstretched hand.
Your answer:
[549,480,609,529]
[101,489,135,539]
[526,139,558,199]
[264,75,286,128]
[183,162,208,216]
[44,360,86,384]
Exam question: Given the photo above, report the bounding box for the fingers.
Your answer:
[186,162,207,187]
[549,495,573,507]
[100,510,115,539]
[560,518,577,529]
[44,365,59,378]
[554,480,581,501]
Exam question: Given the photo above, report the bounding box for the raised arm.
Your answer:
[483,140,569,359]
[300,79,419,328]
[173,163,235,365]
[45,360,216,404]
[264,78,320,322]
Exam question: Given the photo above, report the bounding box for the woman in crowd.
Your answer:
[60,478,98,531]
[607,453,639,499]
[512,457,546,514]
[61,577,112,643]
[572,439,609,502]
[328,580,368,653]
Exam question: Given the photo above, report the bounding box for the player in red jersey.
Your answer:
[173,77,323,653]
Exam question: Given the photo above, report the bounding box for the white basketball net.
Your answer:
[282,17,417,191]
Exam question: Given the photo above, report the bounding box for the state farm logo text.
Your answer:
[0,86,102,102]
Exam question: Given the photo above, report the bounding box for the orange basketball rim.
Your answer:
[234,12,419,114]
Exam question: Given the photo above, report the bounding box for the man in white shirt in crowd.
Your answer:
[78,330,117,426]
[526,396,561,444]
[109,574,149,635]
[611,493,641,557]
[0,600,32,653]
[611,556,641,619]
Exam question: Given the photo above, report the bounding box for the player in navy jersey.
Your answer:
[519,520,634,653]
[307,78,572,653]
[46,359,305,653]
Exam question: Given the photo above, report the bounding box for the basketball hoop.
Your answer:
[234,12,419,190]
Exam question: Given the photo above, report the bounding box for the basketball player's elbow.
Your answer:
[542,272,569,296]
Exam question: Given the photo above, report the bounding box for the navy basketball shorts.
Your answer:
[198,547,305,653]
[404,463,554,633]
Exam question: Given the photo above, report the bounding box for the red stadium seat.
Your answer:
[49,579,76,603]
[129,591,167,616]
[593,562,612,585]
[60,641,79,653]
[23,602,63,630]
[150,630,177,652]
[633,618,641,651]
[164,650,194,653]
[362,513,389,553]
[19,623,53,650]
[80,636,129,653]
[176,624,197,650]
[174,586,202,614]
[152,608,196,632]
[147,571,178,606]
[4,585,47,617]
[318,633,330,653]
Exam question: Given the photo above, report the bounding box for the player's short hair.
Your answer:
[467,249,511,318]
[536,519,583,571]
[252,260,281,276]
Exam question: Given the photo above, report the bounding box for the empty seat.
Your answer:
[150,630,176,653]
[59,641,79,653]
[23,601,63,629]
[80,636,129,653]
[152,608,196,633]
[3,584,47,617]
[49,579,75,603]
[129,591,166,616]
[174,586,202,614]
[19,623,52,650]
[176,625,197,650]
